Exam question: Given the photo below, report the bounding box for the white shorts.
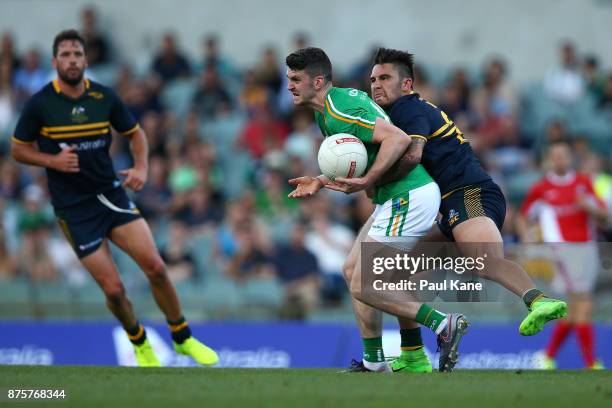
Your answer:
[550,243,599,294]
[368,182,440,240]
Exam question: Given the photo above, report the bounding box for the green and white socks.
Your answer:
[362,337,390,372]
[415,304,448,334]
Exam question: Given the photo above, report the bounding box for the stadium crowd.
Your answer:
[1,7,611,319]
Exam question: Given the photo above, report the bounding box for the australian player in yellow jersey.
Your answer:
[11,30,218,367]
[285,47,468,372]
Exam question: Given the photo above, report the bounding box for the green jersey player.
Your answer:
[286,47,468,372]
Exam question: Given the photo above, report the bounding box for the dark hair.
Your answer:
[53,29,87,57]
[285,47,332,83]
[373,48,415,80]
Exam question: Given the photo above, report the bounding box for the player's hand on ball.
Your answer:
[119,166,147,192]
[327,176,371,194]
[288,176,323,198]
[52,144,80,173]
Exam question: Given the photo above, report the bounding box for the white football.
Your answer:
[317,133,368,181]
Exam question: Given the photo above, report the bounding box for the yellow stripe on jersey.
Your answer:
[11,136,35,145]
[391,213,402,236]
[120,124,140,136]
[40,128,110,139]
[429,123,450,138]
[41,121,110,133]
[441,125,458,138]
[325,100,374,129]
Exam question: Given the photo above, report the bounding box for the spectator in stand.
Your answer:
[239,69,269,117]
[255,46,282,98]
[152,32,191,83]
[122,78,164,122]
[0,160,23,200]
[582,55,604,103]
[304,211,354,305]
[0,205,16,280]
[0,32,21,73]
[80,6,111,66]
[544,41,584,104]
[160,219,196,283]
[472,58,519,148]
[598,73,612,111]
[0,59,15,135]
[192,64,232,120]
[222,201,274,282]
[274,221,320,319]
[439,67,471,119]
[412,64,438,105]
[238,106,288,161]
[176,186,224,234]
[17,185,56,282]
[135,155,173,223]
[13,49,48,105]
[199,34,235,80]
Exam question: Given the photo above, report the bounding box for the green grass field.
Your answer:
[0,366,611,408]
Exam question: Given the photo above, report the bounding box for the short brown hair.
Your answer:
[53,29,87,57]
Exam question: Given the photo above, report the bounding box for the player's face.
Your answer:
[286,68,317,106]
[370,63,406,107]
[548,144,573,174]
[52,40,87,86]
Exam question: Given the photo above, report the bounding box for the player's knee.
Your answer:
[342,261,355,283]
[143,256,168,285]
[104,282,127,305]
[348,274,363,301]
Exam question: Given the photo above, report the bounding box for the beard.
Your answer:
[57,67,84,86]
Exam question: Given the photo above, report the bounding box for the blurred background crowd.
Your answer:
[1,5,612,322]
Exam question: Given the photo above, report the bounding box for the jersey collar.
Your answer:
[546,170,576,186]
[52,78,91,94]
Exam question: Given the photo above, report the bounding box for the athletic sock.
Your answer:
[545,320,572,358]
[522,288,545,309]
[400,327,424,358]
[126,322,147,345]
[168,316,192,344]
[575,323,595,368]
[362,337,387,371]
[415,304,447,334]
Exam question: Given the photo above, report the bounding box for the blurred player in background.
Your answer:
[285,47,468,373]
[519,140,606,369]
[11,29,218,367]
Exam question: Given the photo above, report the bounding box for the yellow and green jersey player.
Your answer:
[286,47,468,373]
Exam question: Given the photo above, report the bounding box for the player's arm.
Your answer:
[119,127,148,192]
[375,137,426,187]
[109,89,148,192]
[11,141,79,173]
[576,179,609,223]
[11,98,79,172]
[330,118,411,193]
[516,184,542,242]
[288,174,330,198]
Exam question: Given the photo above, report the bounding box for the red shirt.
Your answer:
[520,171,604,242]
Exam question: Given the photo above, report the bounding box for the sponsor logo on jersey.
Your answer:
[88,91,104,99]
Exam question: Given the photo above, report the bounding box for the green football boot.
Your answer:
[519,298,567,336]
[174,337,219,366]
[134,339,161,367]
[390,348,433,373]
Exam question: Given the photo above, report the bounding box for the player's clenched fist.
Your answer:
[119,166,147,192]
[51,144,79,173]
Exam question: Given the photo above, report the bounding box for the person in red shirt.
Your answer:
[519,139,607,369]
